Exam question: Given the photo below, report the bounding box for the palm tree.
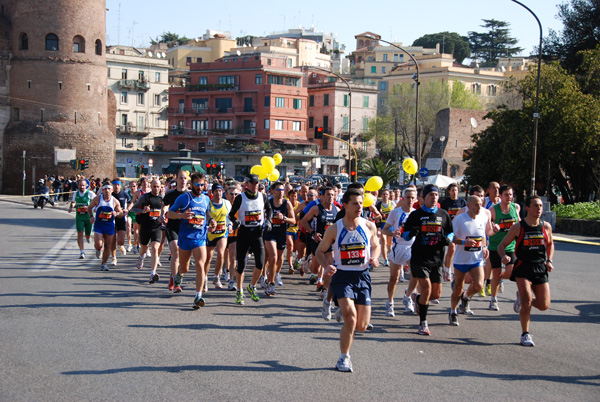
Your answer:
[358,158,398,190]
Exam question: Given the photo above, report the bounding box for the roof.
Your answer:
[355,32,380,39]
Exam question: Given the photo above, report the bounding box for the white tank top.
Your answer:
[238,192,265,228]
[332,217,372,271]
[453,211,488,265]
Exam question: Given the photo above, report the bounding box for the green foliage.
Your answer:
[450,82,483,110]
[150,32,192,48]
[358,158,398,190]
[468,19,523,67]
[552,201,600,220]
[412,32,470,64]
[576,45,600,98]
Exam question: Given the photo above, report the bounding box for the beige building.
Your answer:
[106,46,170,176]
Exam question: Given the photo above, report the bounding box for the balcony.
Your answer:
[118,79,150,91]
[185,83,238,92]
[167,107,256,115]
[134,80,150,91]
[119,124,150,136]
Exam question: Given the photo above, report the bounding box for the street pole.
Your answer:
[511,0,542,195]
[22,150,26,196]
[365,35,420,169]
[322,132,358,180]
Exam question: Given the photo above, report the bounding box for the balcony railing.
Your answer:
[185,83,238,92]
[118,79,150,91]
[168,107,256,115]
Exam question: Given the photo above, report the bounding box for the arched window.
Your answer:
[19,33,28,50]
[95,39,102,55]
[73,35,85,53]
[45,33,59,51]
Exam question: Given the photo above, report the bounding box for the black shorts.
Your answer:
[227,236,237,246]
[511,261,548,285]
[309,238,332,256]
[489,250,516,268]
[165,227,179,243]
[115,217,126,232]
[411,264,443,283]
[207,236,226,248]
[140,226,162,245]
[299,231,307,244]
[264,231,286,250]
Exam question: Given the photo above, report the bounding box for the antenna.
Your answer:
[117,2,121,45]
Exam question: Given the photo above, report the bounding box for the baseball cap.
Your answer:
[246,174,259,183]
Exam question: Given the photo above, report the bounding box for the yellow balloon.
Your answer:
[268,168,280,181]
[364,176,383,192]
[258,168,268,180]
[250,165,263,176]
[363,193,376,208]
[403,158,418,175]
[273,153,282,166]
[261,156,276,173]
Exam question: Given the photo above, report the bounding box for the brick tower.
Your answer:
[0,1,116,194]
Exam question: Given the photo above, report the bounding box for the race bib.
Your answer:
[499,218,516,232]
[76,206,88,215]
[245,210,261,226]
[421,222,442,233]
[189,214,205,228]
[448,208,459,217]
[149,209,161,219]
[213,223,226,235]
[465,236,483,252]
[340,242,366,265]
[524,237,544,247]
[272,217,285,226]
[99,212,112,221]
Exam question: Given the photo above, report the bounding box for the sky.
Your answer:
[105,0,565,58]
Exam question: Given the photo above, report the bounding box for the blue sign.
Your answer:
[127,159,133,164]
[419,167,429,178]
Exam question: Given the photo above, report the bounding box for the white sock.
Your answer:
[195,291,202,298]
[340,353,350,359]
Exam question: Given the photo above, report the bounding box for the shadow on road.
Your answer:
[0,217,74,230]
[414,369,600,386]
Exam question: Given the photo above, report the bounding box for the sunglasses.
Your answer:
[307,194,315,197]
[192,182,205,187]
[275,188,285,192]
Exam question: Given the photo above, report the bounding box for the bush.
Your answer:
[552,201,600,220]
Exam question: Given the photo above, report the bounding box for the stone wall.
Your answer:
[555,218,600,237]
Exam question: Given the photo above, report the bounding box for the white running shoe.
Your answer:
[119,245,127,256]
[385,301,395,317]
[95,249,101,259]
[336,355,353,372]
[335,307,343,322]
[111,257,117,266]
[404,292,415,313]
[156,259,162,267]
[100,264,109,271]
[489,299,499,311]
[275,273,283,286]
[430,299,440,304]
[79,251,85,260]
[322,299,332,321]
[520,333,535,347]
[146,250,151,258]
[126,244,133,253]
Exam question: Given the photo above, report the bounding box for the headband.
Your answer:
[112,180,122,186]
[102,184,113,190]
[423,186,439,197]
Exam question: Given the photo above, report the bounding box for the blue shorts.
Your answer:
[264,231,286,250]
[454,261,484,273]
[94,222,115,236]
[330,268,372,306]
[178,236,206,251]
[286,231,298,240]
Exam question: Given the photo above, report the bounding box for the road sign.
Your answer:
[127,158,133,164]
[419,167,429,178]
[148,158,154,167]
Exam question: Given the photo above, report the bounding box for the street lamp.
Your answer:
[511,0,542,195]
[364,34,420,170]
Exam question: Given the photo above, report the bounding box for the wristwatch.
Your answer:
[547,259,553,263]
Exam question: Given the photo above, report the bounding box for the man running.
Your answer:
[376,189,396,267]
[162,170,188,292]
[88,181,123,271]
[440,183,467,279]
[110,179,132,266]
[316,188,380,372]
[224,183,241,291]
[206,183,231,291]
[498,195,554,347]
[68,178,94,259]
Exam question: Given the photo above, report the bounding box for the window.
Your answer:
[218,76,235,85]
[381,66,386,74]
[323,115,329,130]
[154,116,160,128]
[275,97,285,108]
[489,84,497,96]
[198,142,206,152]
[264,119,270,129]
[343,94,349,107]
[215,97,232,112]
[215,120,232,130]
[308,116,314,128]
[379,81,388,91]
[383,54,388,62]
[362,140,368,152]
[473,83,481,95]
[121,92,127,104]
[393,54,398,62]
[324,94,329,106]
[363,96,369,108]
[138,115,145,130]
[322,137,328,150]
[292,121,301,131]
[46,33,59,51]
[287,59,292,68]
[267,59,272,66]
[196,57,202,63]
[95,39,102,55]
[309,95,314,107]
[293,99,302,109]
[186,57,192,65]
[274,120,284,130]
[155,72,160,82]
[27,80,31,89]
[192,120,208,133]
[370,66,376,74]
[192,98,208,110]
[58,81,62,90]
[363,117,369,131]
[342,116,349,132]
[198,76,207,85]
[19,33,28,50]
[121,114,128,125]
[178,99,184,113]
[267,75,301,86]
[40,109,44,123]
[178,142,186,150]
[399,54,404,62]
[264,96,270,107]
[138,70,144,81]
[255,74,263,84]
[154,94,160,106]
[137,93,144,105]
[121,69,127,79]
[73,35,85,53]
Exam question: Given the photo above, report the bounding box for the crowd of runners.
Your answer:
[63,172,555,373]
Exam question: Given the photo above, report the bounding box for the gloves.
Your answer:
[441,236,452,246]
[408,227,420,238]
[232,219,241,230]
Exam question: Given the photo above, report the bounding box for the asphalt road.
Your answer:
[0,200,599,401]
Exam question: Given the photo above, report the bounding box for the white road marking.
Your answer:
[32,225,77,271]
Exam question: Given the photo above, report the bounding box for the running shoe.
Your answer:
[418,321,431,335]
[403,292,415,314]
[111,257,117,266]
[173,286,182,293]
[288,267,295,275]
[520,333,535,347]
[157,259,162,267]
[145,250,151,258]
[149,273,159,284]
[213,276,223,289]
[309,274,317,285]
[133,245,139,254]
[458,302,474,315]
[399,271,405,283]
[168,274,174,291]
[100,264,109,271]
[489,299,499,311]
[126,244,133,253]
[136,256,144,270]
[193,295,205,309]
[322,299,332,321]
[235,291,244,305]
[264,283,275,297]
[336,355,353,373]
[223,271,230,282]
[385,259,389,267]
[258,275,266,289]
[335,307,343,322]
[316,280,324,292]
[247,284,260,302]
[319,288,327,300]
[174,273,182,288]
[203,281,208,293]
[430,299,440,304]
[275,273,283,286]
[79,251,85,260]
[95,249,101,259]
[449,312,459,326]
[366,323,374,331]
[385,301,395,317]
[485,284,492,296]
[228,280,237,291]
[119,245,127,256]
[499,279,505,293]
[412,293,420,315]
[514,291,521,313]
[86,237,91,244]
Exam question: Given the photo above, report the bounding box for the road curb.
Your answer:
[553,236,600,246]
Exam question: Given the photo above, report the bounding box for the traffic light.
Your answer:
[212,163,217,173]
[314,126,324,139]
[79,159,89,170]
[350,159,357,182]
[70,159,78,170]
[206,162,211,175]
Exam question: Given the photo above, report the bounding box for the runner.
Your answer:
[440,183,467,280]
[498,195,554,347]
[110,179,132,266]
[224,183,241,291]
[162,170,188,292]
[285,189,300,274]
[167,172,215,308]
[87,181,124,271]
[376,189,396,267]
[206,183,231,291]
[68,178,94,259]
[263,181,295,296]
[482,181,501,295]
[381,186,417,317]
[316,188,380,372]
[402,184,453,335]
[125,180,139,252]
[227,174,272,305]
[488,184,521,310]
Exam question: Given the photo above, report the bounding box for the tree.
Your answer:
[412,32,470,64]
[358,158,398,190]
[465,63,600,203]
[150,32,192,48]
[468,19,523,67]
[236,35,255,47]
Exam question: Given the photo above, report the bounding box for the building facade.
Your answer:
[0,0,115,194]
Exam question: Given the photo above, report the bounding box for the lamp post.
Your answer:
[364,35,420,170]
[511,0,542,195]
[305,65,352,175]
